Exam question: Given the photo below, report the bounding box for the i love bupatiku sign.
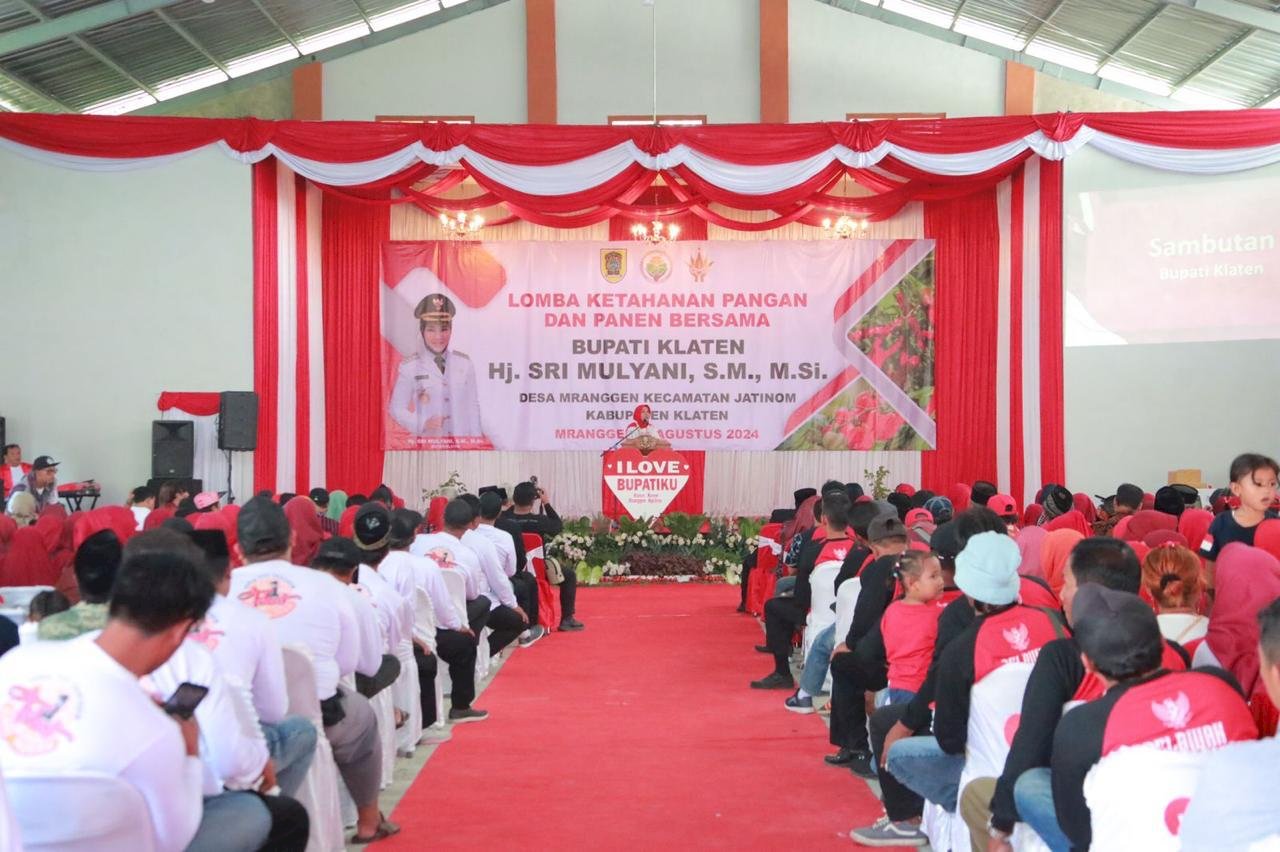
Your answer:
[603,448,691,519]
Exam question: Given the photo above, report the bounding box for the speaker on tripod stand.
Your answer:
[218,392,258,504]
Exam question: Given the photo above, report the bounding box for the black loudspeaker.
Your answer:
[218,392,259,451]
[152,420,195,479]
[0,416,6,450]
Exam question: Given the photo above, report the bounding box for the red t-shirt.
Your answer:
[882,599,944,692]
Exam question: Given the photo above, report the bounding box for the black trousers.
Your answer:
[260,792,310,852]
[511,571,539,626]
[870,703,924,822]
[739,550,758,608]
[762,596,806,676]
[486,604,526,655]
[355,653,401,699]
[829,644,887,751]
[414,644,438,727]
[559,568,578,620]
[434,628,478,709]
[465,594,492,635]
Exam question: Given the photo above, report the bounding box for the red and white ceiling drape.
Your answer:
[6,111,1280,502]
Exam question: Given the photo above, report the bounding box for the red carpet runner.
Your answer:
[381,583,888,849]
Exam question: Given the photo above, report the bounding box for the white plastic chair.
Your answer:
[1083,746,1208,852]
[8,771,149,852]
[801,561,841,661]
[413,587,445,735]
[282,645,345,852]
[824,577,863,692]
[371,686,396,788]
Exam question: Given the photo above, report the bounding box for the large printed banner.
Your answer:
[380,240,936,452]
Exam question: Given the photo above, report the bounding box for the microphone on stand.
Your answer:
[602,424,639,457]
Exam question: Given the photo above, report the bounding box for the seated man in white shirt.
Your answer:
[457,493,530,656]
[410,499,493,636]
[475,491,545,647]
[1181,595,1280,848]
[311,538,402,699]
[0,529,212,852]
[188,529,317,797]
[360,505,487,725]
[229,496,397,845]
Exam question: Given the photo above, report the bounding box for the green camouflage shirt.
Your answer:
[37,602,108,641]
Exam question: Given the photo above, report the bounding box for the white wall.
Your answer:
[789,0,1004,120]
[0,147,254,503]
[556,0,760,123]
[323,0,527,121]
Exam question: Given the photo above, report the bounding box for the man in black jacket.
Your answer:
[501,480,583,631]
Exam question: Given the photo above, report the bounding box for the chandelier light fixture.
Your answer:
[631,217,680,243]
[438,210,484,238]
[822,215,870,239]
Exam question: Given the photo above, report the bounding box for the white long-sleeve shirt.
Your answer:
[462,528,517,609]
[146,640,269,796]
[473,522,518,578]
[191,594,288,724]
[341,582,385,678]
[0,637,204,852]
[411,532,485,601]
[356,564,411,651]
[228,559,361,701]
[377,549,464,631]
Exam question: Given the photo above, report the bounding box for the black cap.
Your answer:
[1154,486,1185,517]
[793,487,817,508]
[32,455,58,471]
[930,521,962,560]
[315,537,363,569]
[868,516,909,542]
[237,495,291,555]
[309,487,329,507]
[1072,585,1162,677]
[354,503,392,551]
[389,509,421,549]
[1170,483,1199,506]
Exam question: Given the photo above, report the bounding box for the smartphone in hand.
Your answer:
[161,682,209,721]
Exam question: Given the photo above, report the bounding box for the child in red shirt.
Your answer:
[880,550,947,705]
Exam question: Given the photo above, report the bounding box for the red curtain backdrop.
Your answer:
[601,451,706,519]
[1038,160,1066,488]
[921,189,1001,493]
[252,160,279,494]
[321,193,390,494]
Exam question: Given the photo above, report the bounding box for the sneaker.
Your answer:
[418,726,452,744]
[754,644,771,654]
[849,751,877,779]
[558,620,585,632]
[784,691,814,714]
[518,626,546,647]
[750,672,795,689]
[447,707,489,724]
[849,815,927,847]
[563,617,585,629]
[824,747,869,767]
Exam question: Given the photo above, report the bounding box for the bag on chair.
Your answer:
[545,555,565,585]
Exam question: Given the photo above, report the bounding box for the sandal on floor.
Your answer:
[351,818,401,844]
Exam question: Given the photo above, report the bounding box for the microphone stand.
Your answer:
[602,424,640,457]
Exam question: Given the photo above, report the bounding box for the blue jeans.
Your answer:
[1014,767,1072,852]
[262,715,318,797]
[186,791,271,852]
[885,735,966,813]
[883,688,916,706]
[799,623,836,695]
[774,576,796,596]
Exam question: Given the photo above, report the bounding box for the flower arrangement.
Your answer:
[546,513,764,585]
[424,471,469,502]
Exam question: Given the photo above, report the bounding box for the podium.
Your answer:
[601,447,706,519]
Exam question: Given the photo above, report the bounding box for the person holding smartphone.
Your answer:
[0,529,214,852]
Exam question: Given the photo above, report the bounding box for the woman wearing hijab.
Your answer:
[1,527,57,586]
[326,490,348,524]
[0,515,15,563]
[142,505,175,531]
[950,483,971,512]
[1021,504,1044,528]
[1121,509,1179,543]
[1040,528,1085,596]
[6,492,37,528]
[1016,525,1049,580]
[1201,544,1280,699]
[1256,519,1280,561]
[1045,509,1091,537]
[283,495,325,566]
[33,511,63,553]
[1178,508,1214,557]
[1071,493,1098,526]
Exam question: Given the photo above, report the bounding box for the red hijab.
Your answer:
[33,512,63,552]
[1255,519,1280,562]
[1045,509,1090,537]
[0,516,15,545]
[1178,509,1214,557]
[1208,543,1280,701]
[1,527,57,586]
[1021,504,1044,528]
[1041,528,1084,596]
[193,509,242,567]
[781,494,819,545]
[339,504,359,538]
[143,506,175,530]
[1072,493,1097,525]
[284,496,325,566]
[630,404,651,429]
[1123,510,1178,543]
[950,483,971,511]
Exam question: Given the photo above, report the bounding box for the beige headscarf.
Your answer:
[7,492,37,527]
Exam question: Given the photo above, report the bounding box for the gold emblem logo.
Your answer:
[641,250,671,283]
[600,249,627,283]
[687,248,714,283]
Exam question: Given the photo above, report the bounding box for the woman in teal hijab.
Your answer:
[326,489,348,522]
